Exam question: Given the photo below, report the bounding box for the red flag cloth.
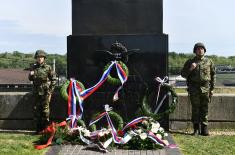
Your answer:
[34,121,66,150]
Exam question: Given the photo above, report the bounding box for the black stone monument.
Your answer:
[67,0,169,129]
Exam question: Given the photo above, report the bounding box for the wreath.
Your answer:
[60,80,85,101]
[103,61,129,85]
[140,84,178,120]
[90,111,124,131]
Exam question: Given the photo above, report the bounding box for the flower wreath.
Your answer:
[60,80,85,101]
[90,111,124,131]
[103,61,129,85]
[140,84,178,120]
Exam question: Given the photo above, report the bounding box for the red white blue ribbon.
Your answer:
[80,61,127,101]
[122,116,149,131]
[89,111,107,127]
[80,61,115,100]
[67,79,83,128]
[147,131,177,148]
[89,108,150,145]
[67,61,128,128]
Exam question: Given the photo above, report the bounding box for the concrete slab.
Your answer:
[45,134,181,155]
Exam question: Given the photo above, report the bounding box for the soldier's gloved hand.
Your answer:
[30,71,34,75]
[209,91,213,97]
[190,63,197,71]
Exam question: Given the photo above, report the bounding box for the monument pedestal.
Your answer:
[67,0,169,129]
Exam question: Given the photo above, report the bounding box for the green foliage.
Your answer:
[169,52,235,75]
[0,51,67,76]
[120,136,163,150]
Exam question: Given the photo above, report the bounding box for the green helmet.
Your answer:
[193,42,206,53]
[34,50,46,59]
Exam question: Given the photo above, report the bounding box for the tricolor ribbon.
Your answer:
[113,62,128,101]
[122,116,149,131]
[67,61,128,128]
[67,79,83,128]
[89,105,150,146]
[147,131,177,148]
[80,61,127,101]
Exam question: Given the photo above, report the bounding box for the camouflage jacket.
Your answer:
[181,56,216,93]
[28,62,57,95]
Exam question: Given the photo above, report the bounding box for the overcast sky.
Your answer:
[0,0,234,56]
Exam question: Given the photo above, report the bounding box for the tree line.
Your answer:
[1,51,235,76]
[169,52,235,75]
[0,51,67,76]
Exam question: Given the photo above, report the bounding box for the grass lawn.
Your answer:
[172,133,235,155]
[0,131,235,155]
[175,86,235,94]
[0,133,48,155]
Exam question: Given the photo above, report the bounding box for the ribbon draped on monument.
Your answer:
[86,105,177,150]
[67,61,128,128]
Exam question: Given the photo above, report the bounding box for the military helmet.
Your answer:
[110,42,127,53]
[193,42,206,53]
[34,50,46,59]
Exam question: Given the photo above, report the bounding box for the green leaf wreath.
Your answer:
[103,61,129,85]
[60,80,85,101]
[140,83,178,120]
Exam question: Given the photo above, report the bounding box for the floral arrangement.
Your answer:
[36,58,178,151]
[38,115,173,151]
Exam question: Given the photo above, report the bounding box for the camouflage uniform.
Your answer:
[28,50,57,132]
[181,43,215,135]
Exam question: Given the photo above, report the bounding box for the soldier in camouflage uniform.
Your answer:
[28,50,57,133]
[181,43,215,136]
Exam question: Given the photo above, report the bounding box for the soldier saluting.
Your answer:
[28,50,57,133]
[181,43,216,136]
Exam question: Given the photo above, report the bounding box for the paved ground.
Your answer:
[45,134,181,155]
[46,145,168,155]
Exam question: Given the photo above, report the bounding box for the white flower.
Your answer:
[156,134,162,139]
[151,122,160,129]
[135,129,143,134]
[103,129,111,135]
[83,129,91,137]
[142,120,148,126]
[159,127,164,133]
[151,127,159,133]
[164,133,168,137]
[139,133,147,140]
[98,131,105,137]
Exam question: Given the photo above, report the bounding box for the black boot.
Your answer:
[201,124,209,136]
[192,123,200,136]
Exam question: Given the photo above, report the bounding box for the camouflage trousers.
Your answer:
[189,91,209,125]
[33,93,51,131]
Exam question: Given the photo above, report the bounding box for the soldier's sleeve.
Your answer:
[210,59,216,91]
[48,66,57,93]
[181,59,191,79]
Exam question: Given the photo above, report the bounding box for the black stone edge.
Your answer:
[165,133,182,155]
[45,145,62,155]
